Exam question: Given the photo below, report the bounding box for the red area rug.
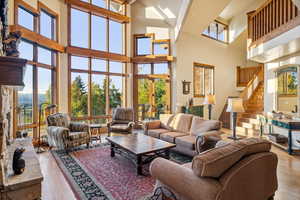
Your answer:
[52,145,155,200]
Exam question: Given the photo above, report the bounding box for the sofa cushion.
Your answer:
[169,114,193,133]
[192,138,271,178]
[146,120,161,129]
[148,128,169,138]
[110,124,130,131]
[159,114,175,130]
[160,132,187,143]
[112,108,133,121]
[175,136,195,150]
[190,117,221,136]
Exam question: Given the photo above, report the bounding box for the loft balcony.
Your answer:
[247,0,300,62]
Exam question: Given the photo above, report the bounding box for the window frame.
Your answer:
[17,39,58,137]
[193,62,215,98]
[202,20,228,44]
[69,55,128,121]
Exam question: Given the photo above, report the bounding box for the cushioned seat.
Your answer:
[175,136,195,150]
[148,128,169,138]
[68,132,88,141]
[109,123,130,131]
[160,132,187,143]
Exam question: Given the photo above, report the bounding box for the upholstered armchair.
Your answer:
[107,108,135,135]
[149,138,278,200]
[47,113,90,151]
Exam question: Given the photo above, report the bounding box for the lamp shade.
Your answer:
[203,94,216,105]
[226,98,245,113]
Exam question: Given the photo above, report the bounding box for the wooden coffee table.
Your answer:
[106,134,176,175]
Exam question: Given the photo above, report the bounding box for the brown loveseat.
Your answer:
[143,114,222,157]
[149,138,278,200]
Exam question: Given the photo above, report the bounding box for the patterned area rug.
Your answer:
[51,143,192,200]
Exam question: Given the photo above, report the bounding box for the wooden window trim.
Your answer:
[193,62,215,98]
[133,33,155,57]
[66,0,130,23]
[10,25,64,52]
[68,54,127,120]
[66,46,130,62]
[133,33,172,61]
[17,39,58,138]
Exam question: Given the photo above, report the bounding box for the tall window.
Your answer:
[69,1,128,122]
[70,8,125,55]
[70,56,126,122]
[202,21,228,43]
[194,63,214,97]
[18,40,57,137]
[16,2,59,139]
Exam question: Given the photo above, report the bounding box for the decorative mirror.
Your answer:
[276,66,298,113]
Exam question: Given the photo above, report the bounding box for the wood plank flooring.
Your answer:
[37,133,300,200]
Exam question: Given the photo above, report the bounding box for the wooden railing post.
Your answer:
[248,0,300,47]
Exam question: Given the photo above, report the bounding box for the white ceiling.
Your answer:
[220,0,265,20]
[134,0,183,26]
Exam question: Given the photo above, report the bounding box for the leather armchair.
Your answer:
[107,108,134,135]
[47,113,90,151]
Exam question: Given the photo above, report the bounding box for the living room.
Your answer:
[0,0,300,199]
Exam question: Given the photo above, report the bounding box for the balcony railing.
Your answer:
[248,0,300,46]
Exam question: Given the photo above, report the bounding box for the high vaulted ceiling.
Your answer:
[132,0,183,27]
[220,0,265,20]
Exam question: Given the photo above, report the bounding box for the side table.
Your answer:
[89,124,104,144]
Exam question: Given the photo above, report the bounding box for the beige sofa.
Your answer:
[149,138,278,200]
[143,114,222,157]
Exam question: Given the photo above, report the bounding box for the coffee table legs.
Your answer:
[110,143,115,157]
[137,155,142,175]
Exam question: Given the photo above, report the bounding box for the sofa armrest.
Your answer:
[150,158,221,200]
[144,120,161,130]
[196,135,222,154]
[69,122,89,132]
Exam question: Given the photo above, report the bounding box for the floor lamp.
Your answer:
[36,103,57,153]
[226,98,245,140]
[203,94,216,120]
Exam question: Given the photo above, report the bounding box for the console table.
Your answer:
[1,138,43,200]
[271,119,300,155]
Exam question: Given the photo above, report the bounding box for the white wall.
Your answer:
[175,31,250,120]
[264,53,300,149]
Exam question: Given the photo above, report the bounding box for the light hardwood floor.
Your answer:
[37,135,300,200]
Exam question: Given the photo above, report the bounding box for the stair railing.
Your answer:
[239,67,264,107]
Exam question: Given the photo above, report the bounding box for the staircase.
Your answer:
[236,67,264,137]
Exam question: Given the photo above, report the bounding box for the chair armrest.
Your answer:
[69,122,89,132]
[150,158,221,200]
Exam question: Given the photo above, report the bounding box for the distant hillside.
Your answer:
[18,93,47,106]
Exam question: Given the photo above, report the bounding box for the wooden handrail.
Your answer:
[239,67,264,104]
[248,0,300,46]
[236,66,262,87]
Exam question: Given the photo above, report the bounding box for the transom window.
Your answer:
[202,21,228,43]
[70,8,124,54]
[194,63,214,97]
[134,34,170,56]
[18,6,35,31]
[40,10,57,40]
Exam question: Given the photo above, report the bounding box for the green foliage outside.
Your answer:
[71,75,122,118]
[138,79,167,119]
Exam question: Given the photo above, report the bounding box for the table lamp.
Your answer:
[226,98,245,140]
[203,94,216,120]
